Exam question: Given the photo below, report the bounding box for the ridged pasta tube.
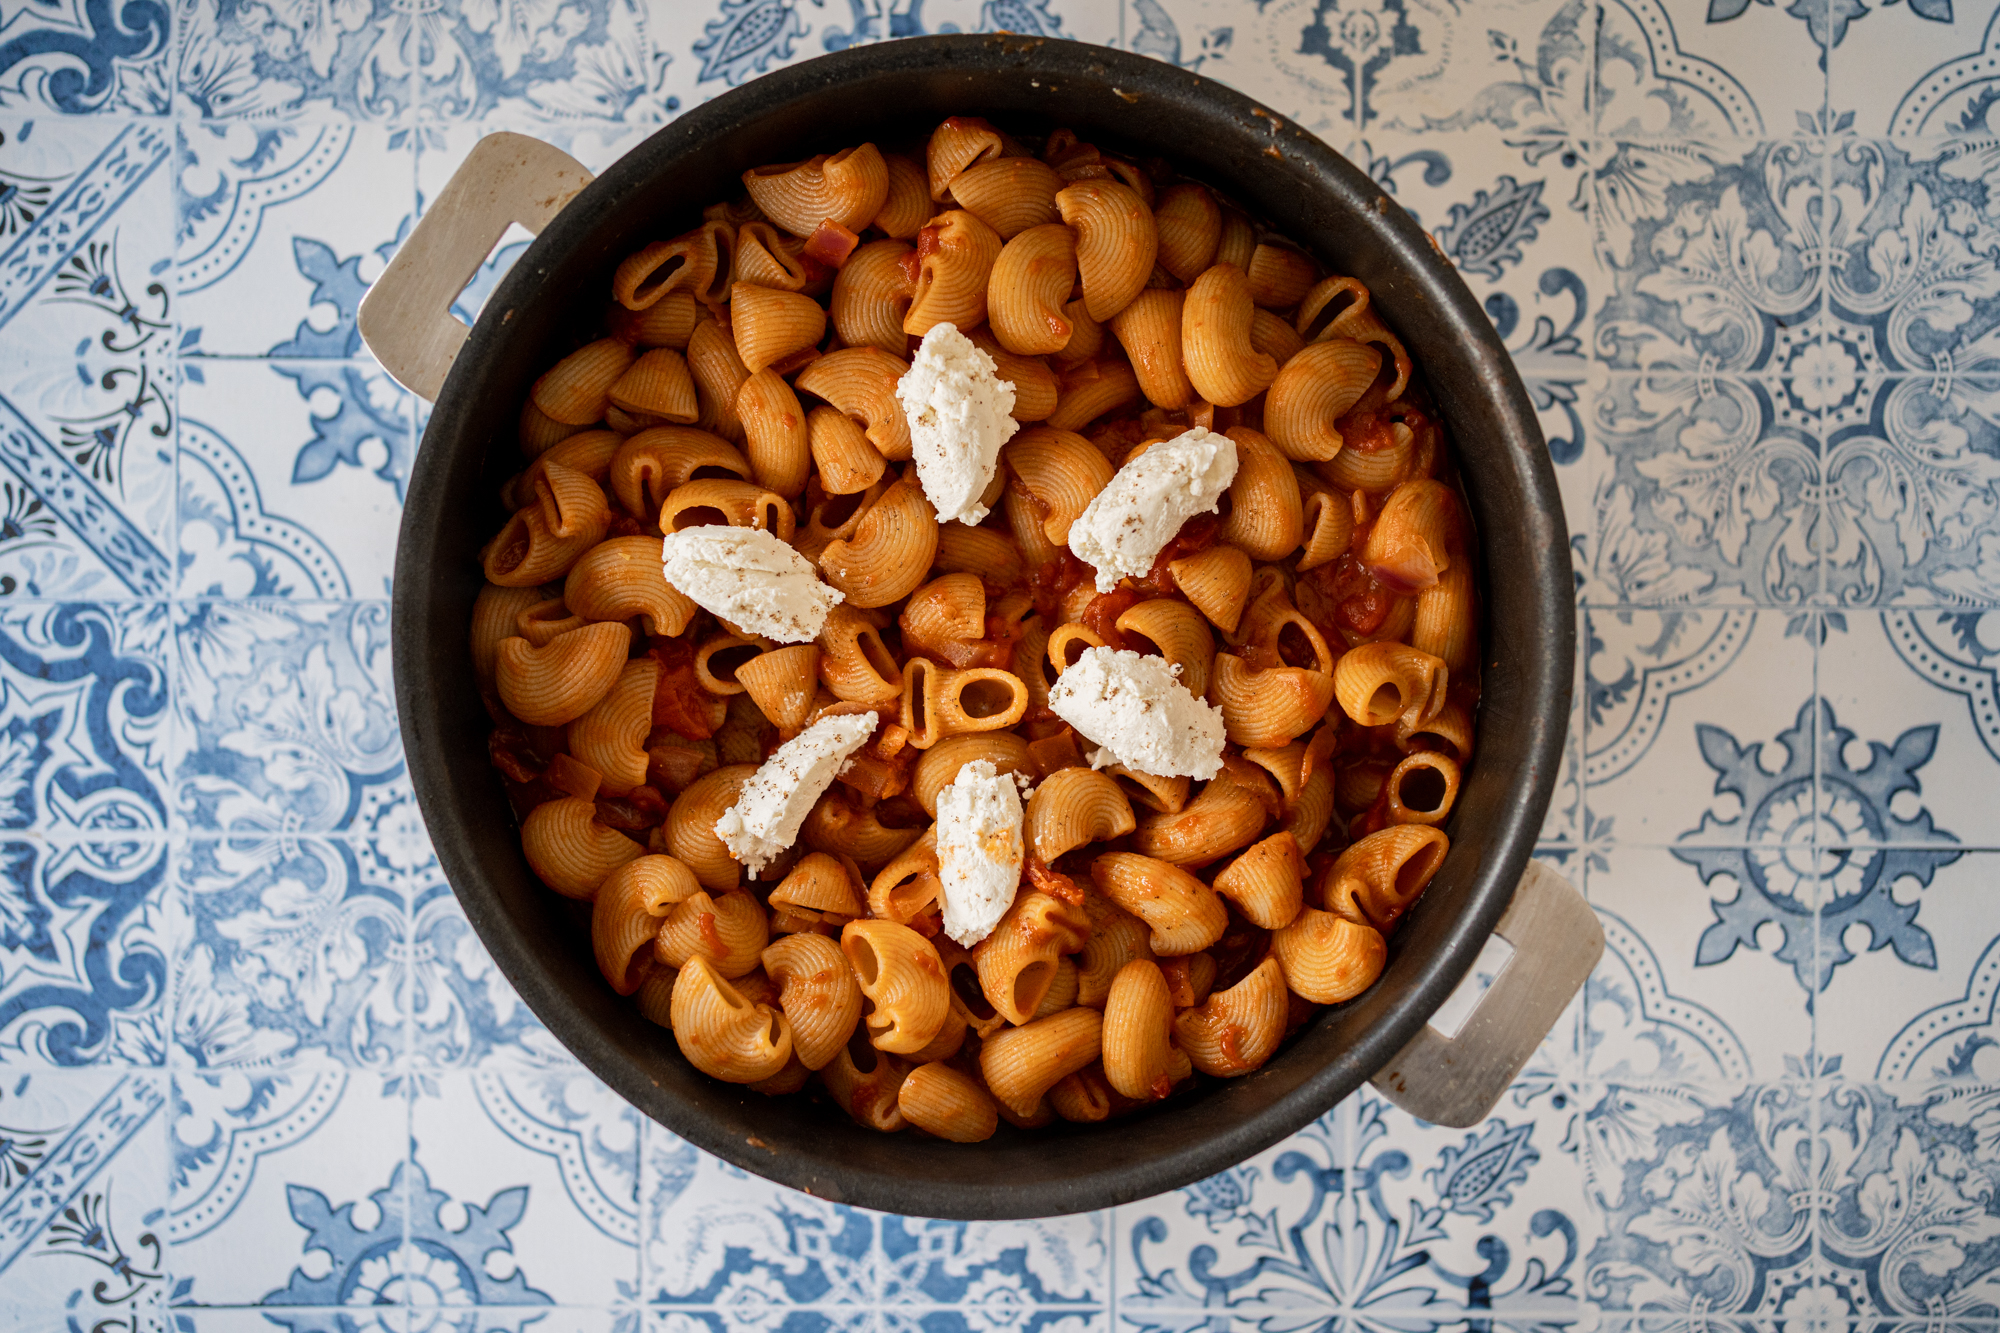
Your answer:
[1174,957,1289,1077]
[671,957,793,1083]
[1089,852,1228,956]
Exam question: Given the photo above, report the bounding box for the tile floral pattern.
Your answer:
[0,1,1994,1331]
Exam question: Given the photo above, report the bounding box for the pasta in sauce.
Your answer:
[475,116,1478,1139]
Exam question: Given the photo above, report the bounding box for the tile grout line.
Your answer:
[398,61,419,1328]
[1810,596,1826,1290]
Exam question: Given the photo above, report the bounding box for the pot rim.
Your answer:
[392,33,1573,1218]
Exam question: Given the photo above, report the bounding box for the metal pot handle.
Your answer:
[358,132,593,402]
[1368,861,1599,1126]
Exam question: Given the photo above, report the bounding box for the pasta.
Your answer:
[950,156,1063,239]
[903,210,1002,337]
[1110,289,1194,411]
[1090,852,1229,956]
[1184,265,1278,407]
[1057,180,1157,321]
[832,240,916,355]
[1024,768,1136,862]
[591,859,703,999]
[975,891,1089,1026]
[842,919,951,1054]
[743,144,890,236]
[569,658,659,794]
[495,621,629,726]
[761,932,863,1070]
[1102,960,1190,1100]
[478,113,1484,1137]
[671,956,793,1083]
[988,223,1076,357]
[656,888,769,977]
[1154,184,1221,284]
[737,369,812,499]
[898,1063,999,1142]
[482,460,611,586]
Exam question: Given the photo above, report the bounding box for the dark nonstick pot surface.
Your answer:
[393,34,1572,1219]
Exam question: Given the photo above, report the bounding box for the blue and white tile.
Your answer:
[1862,608,2000,788]
[418,0,685,128]
[1590,139,1824,374]
[0,602,172,1065]
[1814,853,1995,1084]
[0,834,170,1066]
[643,1133,879,1307]
[1584,609,1817,845]
[1828,0,2000,140]
[1876,870,2000,1084]
[1825,139,2000,377]
[1807,616,1992,1073]
[1116,1088,1594,1332]
[1597,0,1825,142]
[1815,377,2000,606]
[1583,894,1760,1084]
[885,1311,1102,1333]
[651,1312,876,1333]
[409,887,568,1074]
[1812,1079,2000,1321]
[173,0,421,124]
[408,1068,641,1307]
[177,120,415,358]
[642,1121,1109,1316]
[0,0,171,115]
[159,1309,420,1333]
[1574,1081,1818,1317]
[0,1068,170,1318]
[168,1067,409,1307]
[1355,124,1600,383]
[877,1204,1106,1311]
[1582,846,1815,1078]
[0,600,171,836]
[1642,651,1966,1014]
[172,837,408,1072]
[0,116,177,599]
[1814,149,2000,601]
[1573,376,1822,605]
[170,600,404,835]
[1817,613,1994,848]
[418,0,1098,134]
[1120,0,1590,145]
[1591,2,1759,143]
[178,358,412,599]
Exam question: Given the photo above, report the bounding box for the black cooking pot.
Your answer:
[368,34,1576,1219]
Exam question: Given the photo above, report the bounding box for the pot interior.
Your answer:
[394,35,1571,1218]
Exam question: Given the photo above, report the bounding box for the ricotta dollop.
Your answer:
[713,711,878,875]
[660,525,842,644]
[1046,646,1227,780]
[1068,427,1239,593]
[895,324,1019,526]
[934,759,1026,947]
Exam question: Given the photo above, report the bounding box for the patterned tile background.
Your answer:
[0,0,1997,1329]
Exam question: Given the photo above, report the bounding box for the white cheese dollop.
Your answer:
[661,525,842,644]
[1068,427,1239,593]
[1047,646,1226,780]
[895,324,1019,526]
[714,711,878,875]
[934,759,1026,947]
